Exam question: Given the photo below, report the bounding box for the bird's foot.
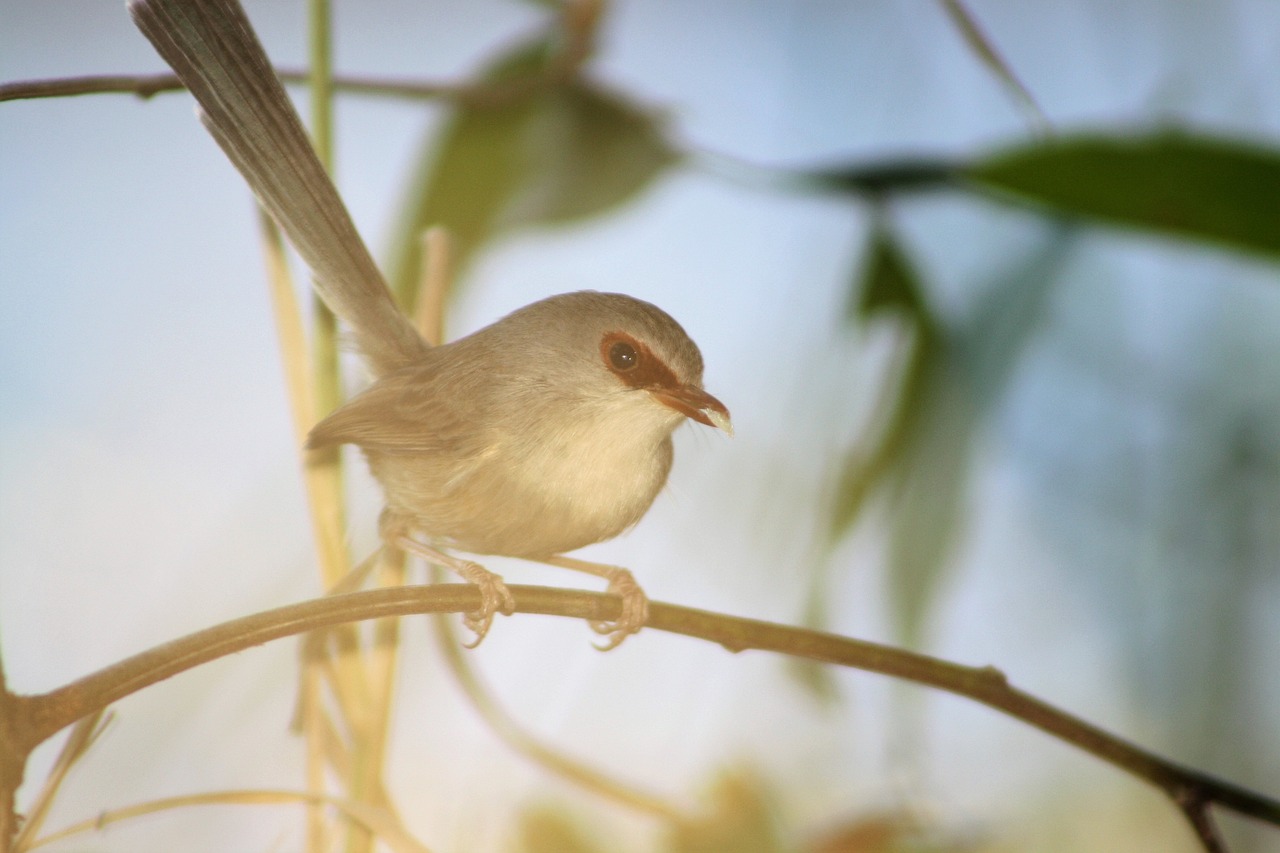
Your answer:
[540,555,649,650]
[394,536,515,647]
[590,566,649,651]
[452,557,517,647]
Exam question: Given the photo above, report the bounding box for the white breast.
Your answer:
[508,391,680,526]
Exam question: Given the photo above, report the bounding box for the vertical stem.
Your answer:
[305,5,345,853]
[307,0,344,564]
[309,0,333,170]
[307,0,345,535]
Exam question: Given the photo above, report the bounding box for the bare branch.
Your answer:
[1,583,1275,850]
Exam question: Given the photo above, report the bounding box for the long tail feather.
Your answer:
[129,0,430,374]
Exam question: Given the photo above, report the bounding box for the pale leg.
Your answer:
[395,537,516,647]
[539,556,650,650]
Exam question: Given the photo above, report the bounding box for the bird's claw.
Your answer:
[455,559,516,648]
[590,568,649,651]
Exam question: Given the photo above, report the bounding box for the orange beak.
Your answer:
[650,385,733,435]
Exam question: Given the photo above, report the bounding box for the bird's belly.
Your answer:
[369,427,673,559]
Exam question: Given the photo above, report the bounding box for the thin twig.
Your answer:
[2,2,595,110]
[937,0,1050,135]
[10,711,110,852]
[1,0,597,112]
[25,788,430,853]
[1178,790,1227,853]
[6,585,1277,843]
[1,69,527,106]
[430,572,687,822]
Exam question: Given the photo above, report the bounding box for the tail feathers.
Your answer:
[129,0,429,375]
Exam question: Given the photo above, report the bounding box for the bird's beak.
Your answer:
[650,385,733,436]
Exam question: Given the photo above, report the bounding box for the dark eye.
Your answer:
[608,340,639,371]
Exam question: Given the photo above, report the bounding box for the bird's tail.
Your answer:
[129,0,430,374]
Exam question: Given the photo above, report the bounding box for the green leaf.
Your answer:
[848,224,934,327]
[506,82,677,226]
[828,225,937,543]
[882,231,1072,646]
[386,37,677,312]
[386,38,552,309]
[826,334,934,545]
[790,226,942,680]
[823,228,1073,647]
[968,132,1280,260]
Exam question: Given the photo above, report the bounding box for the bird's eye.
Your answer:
[609,340,639,371]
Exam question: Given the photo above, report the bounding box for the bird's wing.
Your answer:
[307,364,491,457]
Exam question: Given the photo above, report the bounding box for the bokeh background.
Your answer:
[2,1,1279,851]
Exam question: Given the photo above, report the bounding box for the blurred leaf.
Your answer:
[831,225,937,540]
[505,81,676,225]
[804,812,912,853]
[386,38,552,308]
[386,36,677,311]
[794,226,938,697]
[968,132,1280,260]
[828,336,935,546]
[519,804,607,853]
[884,230,1073,645]
[668,769,785,853]
[849,226,935,326]
[822,226,1073,647]
[881,346,967,646]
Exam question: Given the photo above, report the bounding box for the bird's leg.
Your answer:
[400,538,517,646]
[539,555,650,650]
[381,517,515,646]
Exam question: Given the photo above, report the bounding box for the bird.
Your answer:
[129,0,731,648]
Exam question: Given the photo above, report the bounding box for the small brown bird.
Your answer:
[131,0,731,647]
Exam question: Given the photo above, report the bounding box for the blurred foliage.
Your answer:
[386,30,677,314]
[814,222,1073,650]
[967,132,1280,260]
[791,221,941,695]
[804,809,978,853]
[666,770,787,853]
[831,220,940,540]
[806,814,911,853]
[355,4,1280,834]
[810,131,1280,263]
[376,11,1280,661]
[513,770,786,853]
[518,804,606,853]
[516,769,978,853]
[804,128,1280,649]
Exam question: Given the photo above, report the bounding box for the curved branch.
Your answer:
[6,584,1279,842]
[429,599,687,822]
